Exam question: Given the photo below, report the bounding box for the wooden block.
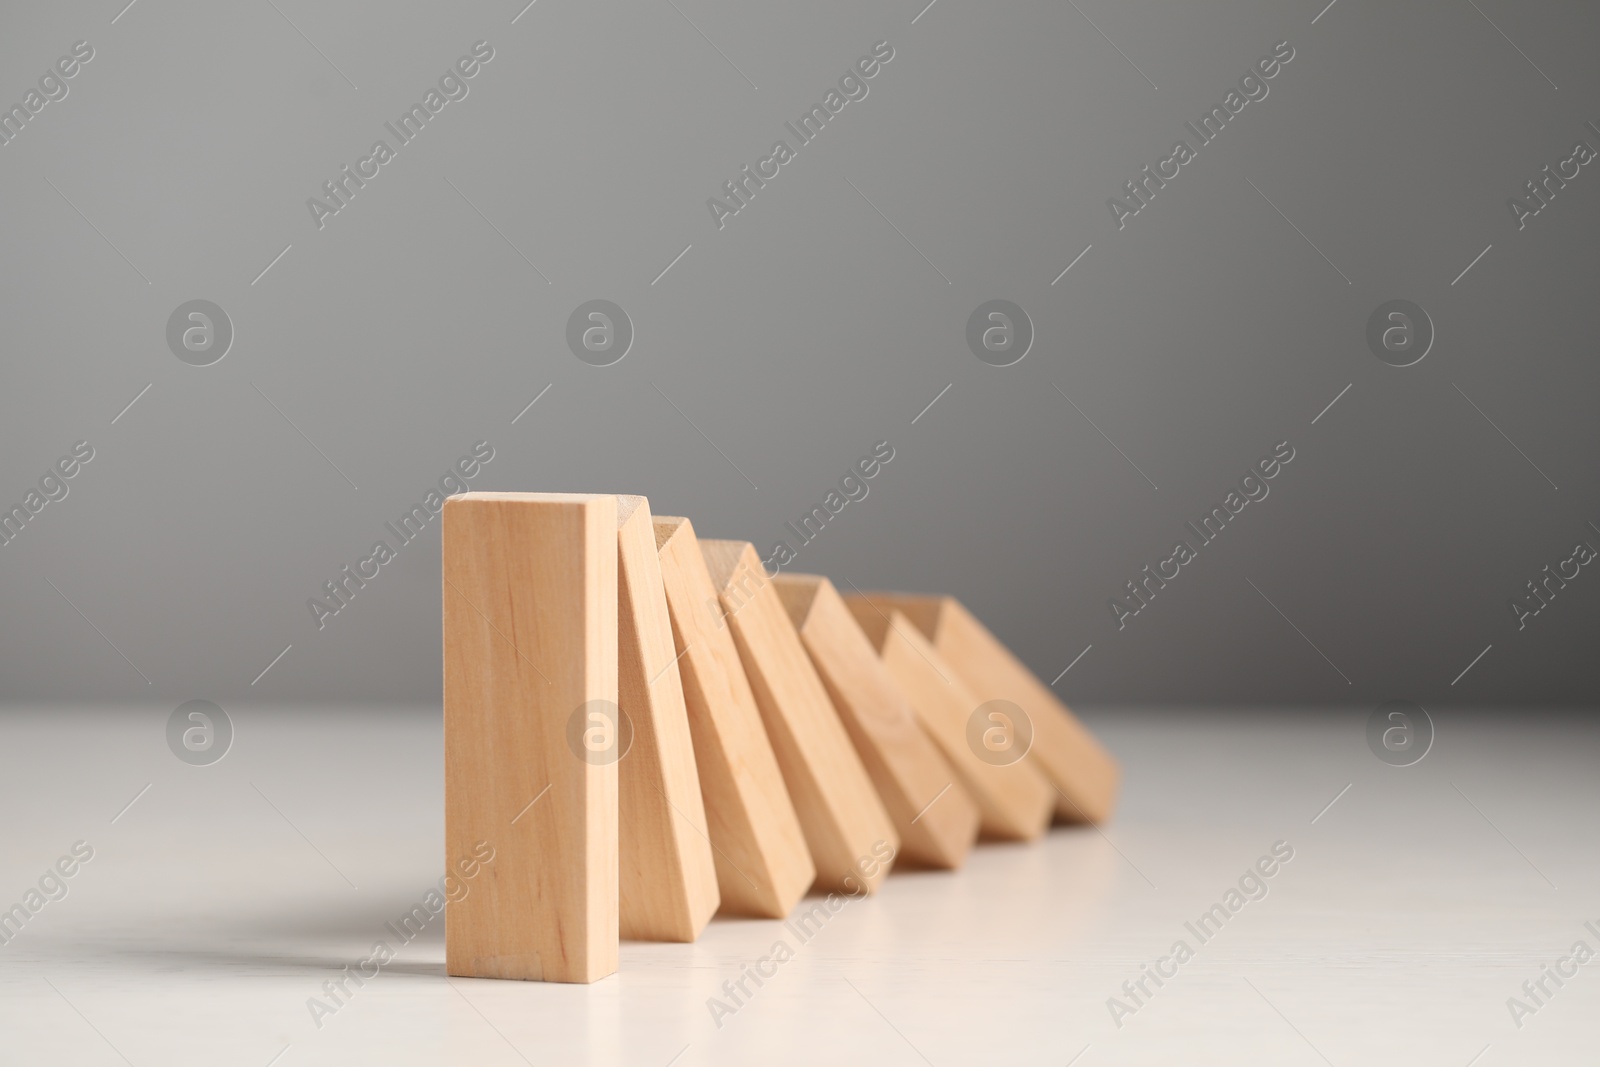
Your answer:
[615,496,719,941]
[700,541,899,893]
[443,493,617,984]
[653,517,813,918]
[774,573,979,870]
[855,594,1119,824]
[845,602,1052,842]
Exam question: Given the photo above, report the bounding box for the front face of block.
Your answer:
[700,541,898,894]
[443,493,618,983]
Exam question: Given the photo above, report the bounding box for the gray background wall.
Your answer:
[2,0,1596,708]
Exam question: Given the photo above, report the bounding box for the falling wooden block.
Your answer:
[845,601,1052,842]
[774,573,979,870]
[701,541,899,893]
[855,594,1119,824]
[654,517,814,918]
[443,493,617,983]
[615,496,719,941]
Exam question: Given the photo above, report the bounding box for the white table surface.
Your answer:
[1,705,1594,1066]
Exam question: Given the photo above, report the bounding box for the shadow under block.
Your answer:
[653,517,813,918]
[442,493,618,984]
[700,541,899,893]
[845,603,1052,842]
[615,497,719,942]
[855,594,1120,824]
[774,574,979,870]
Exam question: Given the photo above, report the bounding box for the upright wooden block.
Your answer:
[443,493,617,984]
[654,517,813,918]
[846,602,1052,842]
[701,541,899,893]
[615,496,719,941]
[856,594,1120,824]
[774,574,979,870]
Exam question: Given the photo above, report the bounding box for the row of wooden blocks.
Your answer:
[442,493,1119,983]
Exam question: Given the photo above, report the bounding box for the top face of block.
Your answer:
[653,515,692,552]
[615,494,650,527]
[855,606,959,696]
[843,597,894,649]
[453,491,617,506]
[697,538,766,598]
[772,573,824,631]
[868,592,948,640]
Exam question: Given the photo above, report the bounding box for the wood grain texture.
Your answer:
[855,594,1119,824]
[443,493,617,983]
[775,574,979,870]
[845,602,1052,842]
[615,497,719,942]
[653,517,813,918]
[701,541,898,893]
